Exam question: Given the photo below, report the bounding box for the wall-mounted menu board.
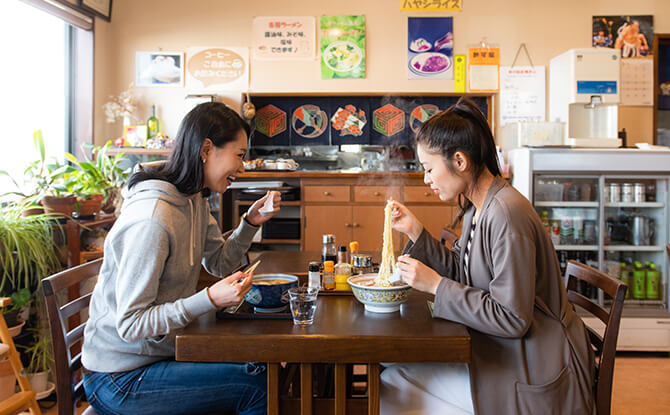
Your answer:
[247,93,492,147]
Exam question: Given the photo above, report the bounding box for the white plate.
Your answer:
[409,52,451,76]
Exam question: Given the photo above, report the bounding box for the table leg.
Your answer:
[268,363,280,415]
[367,363,380,415]
[335,364,347,415]
[300,363,312,415]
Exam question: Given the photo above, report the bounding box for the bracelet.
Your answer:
[241,211,256,227]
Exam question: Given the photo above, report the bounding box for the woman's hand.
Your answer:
[390,201,424,242]
[246,191,281,226]
[396,255,442,295]
[207,271,253,308]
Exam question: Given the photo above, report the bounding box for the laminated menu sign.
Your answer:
[320,15,366,79]
[468,47,500,92]
[252,16,315,60]
[185,47,249,91]
[500,66,546,125]
[400,0,461,12]
[407,17,454,80]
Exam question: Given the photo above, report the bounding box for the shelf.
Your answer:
[604,245,665,252]
[605,202,665,208]
[80,250,104,262]
[235,201,301,206]
[535,201,598,208]
[554,245,598,251]
[106,147,171,156]
[255,239,301,244]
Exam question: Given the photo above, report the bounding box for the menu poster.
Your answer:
[252,16,315,61]
[468,47,500,92]
[320,15,366,79]
[185,47,249,91]
[400,0,461,12]
[407,17,454,80]
[500,66,546,125]
[620,58,653,106]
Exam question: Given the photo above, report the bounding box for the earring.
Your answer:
[202,158,206,164]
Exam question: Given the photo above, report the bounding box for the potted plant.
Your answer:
[19,327,54,394]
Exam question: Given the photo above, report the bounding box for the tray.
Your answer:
[318,289,353,296]
[216,301,292,320]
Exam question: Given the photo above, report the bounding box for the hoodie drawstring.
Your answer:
[188,198,194,266]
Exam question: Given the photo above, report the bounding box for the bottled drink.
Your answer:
[560,218,574,245]
[334,246,352,291]
[573,216,584,245]
[147,104,160,140]
[322,260,335,290]
[541,210,550,233]
[550,220,560,246]
[322,234,337,264]
[646,262,660,300]
[308,261,321,290]
[619,262,630,299]
[349,241,359,266]
[632,261,646,299]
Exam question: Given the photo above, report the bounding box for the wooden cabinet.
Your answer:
[406,205,456,242]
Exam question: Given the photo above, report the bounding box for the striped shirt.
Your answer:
[463,216,476,277]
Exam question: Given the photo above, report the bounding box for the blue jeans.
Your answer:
[83,360,266,415]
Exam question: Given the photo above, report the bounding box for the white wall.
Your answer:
[93,0,670,145]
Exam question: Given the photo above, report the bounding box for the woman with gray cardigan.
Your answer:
[381,98,594,415]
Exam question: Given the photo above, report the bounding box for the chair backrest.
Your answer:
[439,228,459,249]
[564,260,627,415]
[42,259,103,415]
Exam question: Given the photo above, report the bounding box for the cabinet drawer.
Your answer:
[354,186,401,202]
[404,186,440,202]
[303,186,350,202]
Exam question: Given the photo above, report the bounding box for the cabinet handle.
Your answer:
[345,223,352,228]
[656,321,670,325]
[323,191,331,196]
[374,191,381,196]
[353,223,360,228]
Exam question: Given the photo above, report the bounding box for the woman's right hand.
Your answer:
[390,201,424,242]
[207,271,253,308]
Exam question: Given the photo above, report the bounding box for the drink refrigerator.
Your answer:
[509,148,670,351]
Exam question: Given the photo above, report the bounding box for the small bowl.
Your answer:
[244,274,299,312]
[347,273,412,313]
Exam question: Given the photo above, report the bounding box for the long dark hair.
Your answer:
[416,97,501,226]
[128,102,250,196]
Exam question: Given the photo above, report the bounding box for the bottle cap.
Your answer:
[308,261,320,272]
[349,241,359,251]
[338,245,347,252]
[323,234,336,244]
[324,261,335,272]
[650,263,656,269]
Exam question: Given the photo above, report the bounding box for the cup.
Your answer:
[288,287,319,325]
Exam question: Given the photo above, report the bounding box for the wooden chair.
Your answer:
[564,260,627,415]
[42,259,102,415]
[0,298,41,415]
[439,228,459,249]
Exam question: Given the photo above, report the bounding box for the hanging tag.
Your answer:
[454,54,466,93]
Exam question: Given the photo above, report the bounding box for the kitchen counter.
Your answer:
[238,170,424,179]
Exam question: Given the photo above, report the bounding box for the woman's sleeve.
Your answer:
[201,213,258,277]
[112,221,216,342]
[432,211,537,339]
[403,228,463,283]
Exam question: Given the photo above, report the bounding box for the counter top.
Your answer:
[238,170,425,179]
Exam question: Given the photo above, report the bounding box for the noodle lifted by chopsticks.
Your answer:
[374,199,395,287]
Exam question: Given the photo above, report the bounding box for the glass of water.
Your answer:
[288,287,319,326]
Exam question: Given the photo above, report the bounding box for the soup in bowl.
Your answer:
[347,273,412,313]
[244,273,299,312]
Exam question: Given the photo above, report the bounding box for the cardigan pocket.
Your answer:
[515,366,588,415]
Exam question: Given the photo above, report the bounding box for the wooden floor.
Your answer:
[36,353,669,414]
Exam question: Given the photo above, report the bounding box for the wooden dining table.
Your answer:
[176,251,471,415]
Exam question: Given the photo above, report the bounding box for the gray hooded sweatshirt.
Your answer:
[82,180,258,373]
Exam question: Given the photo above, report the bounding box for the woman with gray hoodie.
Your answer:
[82,102,277,415]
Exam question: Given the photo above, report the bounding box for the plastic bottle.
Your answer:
[646,261,660,300]
[334,246,352,291]
[349,241,359,266]
[308,261,321,290]
[619,262,630,299]
[632,261,646,299]
[323,260,335,290]
[540,210,550,233]
[322,234,337,264]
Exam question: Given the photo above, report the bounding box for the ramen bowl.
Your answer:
[347,274,412,313]
[244,274,299,312]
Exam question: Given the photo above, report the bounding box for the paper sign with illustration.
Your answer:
[408,17,453,80]
[320,15,366,79]
[253,16,315,60]
[185,47,249,90]
[592,15,653,58]
[135,52,183,87]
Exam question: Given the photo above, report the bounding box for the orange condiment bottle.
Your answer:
[349,241,359,266]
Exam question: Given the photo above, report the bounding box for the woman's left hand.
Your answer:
[246,191,281,226]
[396,255,442,295]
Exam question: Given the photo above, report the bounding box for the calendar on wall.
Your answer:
[620,58,653,106]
